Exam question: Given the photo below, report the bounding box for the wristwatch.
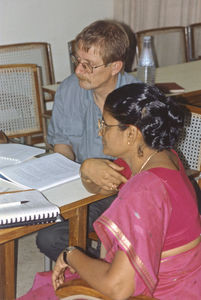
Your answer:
[63,246,77,265]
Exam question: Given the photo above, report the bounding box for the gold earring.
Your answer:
[138,145,144,157]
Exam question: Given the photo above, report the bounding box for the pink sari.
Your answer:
[17,271,80,300]
[18,161,201,299]
[94,171,201,299]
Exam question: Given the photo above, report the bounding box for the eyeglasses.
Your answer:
[71,55,107,73]
[98,119,130,131]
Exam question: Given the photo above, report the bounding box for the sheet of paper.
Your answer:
[0,144,45,168]
[0,153,80,191]
[0,178,25,193]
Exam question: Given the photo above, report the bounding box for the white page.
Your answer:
[0,144,45,168]
[0,153,80,191]
[44,178,92,207]
[0,178,25,193]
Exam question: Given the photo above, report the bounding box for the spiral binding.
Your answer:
[0,211,59,228]
[0,156,19,162]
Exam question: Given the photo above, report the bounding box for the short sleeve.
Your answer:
[47,75,84,146]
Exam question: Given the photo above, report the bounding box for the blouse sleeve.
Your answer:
[94,172,172,296]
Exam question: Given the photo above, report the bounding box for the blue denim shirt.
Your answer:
[47,72,138,163]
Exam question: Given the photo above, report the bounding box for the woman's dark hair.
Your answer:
[104,83,184,150]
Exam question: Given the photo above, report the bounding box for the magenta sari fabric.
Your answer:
[17,270,80,300]
[17,156,201,300]
[94,171,201,299]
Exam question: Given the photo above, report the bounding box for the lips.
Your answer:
[77,75,90,82]
[77,75,86,80]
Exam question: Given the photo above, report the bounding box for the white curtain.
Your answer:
[114,0,201,68]
[114,0,201,32]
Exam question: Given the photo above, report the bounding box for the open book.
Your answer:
[0,143,45,168]
[0,153,80,191]
[0,189,60,228]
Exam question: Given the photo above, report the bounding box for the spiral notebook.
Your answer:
[0,189,60,228]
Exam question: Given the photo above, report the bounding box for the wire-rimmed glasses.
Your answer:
[71,55,107,73]
[98,119,130,132]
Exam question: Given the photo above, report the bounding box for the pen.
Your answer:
[0,200,29,208]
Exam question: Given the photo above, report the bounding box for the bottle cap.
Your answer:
[144,36,151,41]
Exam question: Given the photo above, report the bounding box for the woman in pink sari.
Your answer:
[19,83,201,299]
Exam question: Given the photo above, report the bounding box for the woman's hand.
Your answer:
[52,251,75,290]
[80,158,127,193]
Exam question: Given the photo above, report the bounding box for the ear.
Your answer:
[111,61,123,76]
[127,126,138,145]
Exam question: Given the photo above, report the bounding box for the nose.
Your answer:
[75,62,86,75]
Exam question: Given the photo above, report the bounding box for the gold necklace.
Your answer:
[138,150,158,173]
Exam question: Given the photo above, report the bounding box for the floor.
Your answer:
[16,233,44,298]
[16,232,98,299]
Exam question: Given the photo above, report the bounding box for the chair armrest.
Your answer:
[43,110,52,119]
[56,278,157,299]
[0,130,9,143]
[186,169,201,178]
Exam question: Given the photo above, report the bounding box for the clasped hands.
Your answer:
[80,158,127,194]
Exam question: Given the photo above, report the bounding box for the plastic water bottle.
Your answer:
[137,36,156,85]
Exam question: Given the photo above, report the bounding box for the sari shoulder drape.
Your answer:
[94,171,172,296]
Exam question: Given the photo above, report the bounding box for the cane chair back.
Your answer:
[56,279,157,300]
[0,64,46,143]
[0,42,55,105]
[0,42,55,85]
[188,22,201,60]
[136,27,188,67]
[175,105,201,186]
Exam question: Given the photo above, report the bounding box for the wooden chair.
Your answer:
[0,63,47,145]
[175,104,201,187]
[0,42,55,88]
[67,40,76,74]
[0,42,55,144]
[56,278,157,300]
[136,26,189,67]
[188,22,201,60]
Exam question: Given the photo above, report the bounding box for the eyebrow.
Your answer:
[75,54,91,64]
[75,52,102,65]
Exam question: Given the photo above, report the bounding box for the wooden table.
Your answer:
[43,60,201,108]
[0,179,106,300]
[154,60,201,107]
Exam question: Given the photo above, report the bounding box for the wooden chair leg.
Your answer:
[44,255,52,271]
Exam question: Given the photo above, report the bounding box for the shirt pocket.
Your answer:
[63,114,84,138]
